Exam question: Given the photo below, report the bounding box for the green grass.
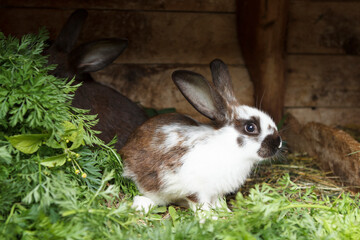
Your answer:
[2,173,359,240]
[1,30,359,240]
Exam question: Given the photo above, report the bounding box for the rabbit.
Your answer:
[45,9,148,150]
[120,59,282,213]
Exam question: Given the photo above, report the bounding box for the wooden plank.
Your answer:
[285,107,360,126]
[91,64,254,121]
[237,0,289,123]
[285,55,360,107]
[310,1,360,2]
[287,1,360,54]
[1,0,236,12]
[0,8,243,65]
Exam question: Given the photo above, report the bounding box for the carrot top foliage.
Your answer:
[0,31,359,240]
[0,30,137,238]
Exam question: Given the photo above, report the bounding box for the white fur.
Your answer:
[126,59,282,217]
[135,105,278,211]
[128,103,280,217]
[132,196,155,213]
[235,105,277,132]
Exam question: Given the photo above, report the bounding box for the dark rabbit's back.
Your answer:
[47,9,147,149]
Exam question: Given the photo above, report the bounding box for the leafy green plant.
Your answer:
[1,30,73,133]
[0,30,137,237]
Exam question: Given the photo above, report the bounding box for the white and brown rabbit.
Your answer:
[121,59,282,213]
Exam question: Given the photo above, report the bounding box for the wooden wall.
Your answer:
[1,0,359,126]
[0,0,253,121]
[285,0,360,126]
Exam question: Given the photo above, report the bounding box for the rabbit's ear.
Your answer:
[55,9,88,53]
[68,38,128,73]
[210,59,237,104]
[172,70,227,121]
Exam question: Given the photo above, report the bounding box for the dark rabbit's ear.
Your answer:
[55,9,88,53]
[68,38,128,73]
[210,59,237,104]
[172,70,227,121]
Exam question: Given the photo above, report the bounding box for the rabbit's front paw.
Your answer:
[132,195,156,213]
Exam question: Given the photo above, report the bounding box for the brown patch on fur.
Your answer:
[120,113,194,192]
[225,102,235,120]
[153,113,199,127]
[257,131,281,158]
[186,193,199,203]
[212,120,227,130]
[234,117,261,137]
[237,137,244,147]
[251,116,261,133]
[162,145,188,171]
[211,101,236,130]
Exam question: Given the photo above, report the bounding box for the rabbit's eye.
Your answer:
[245,123,258,134]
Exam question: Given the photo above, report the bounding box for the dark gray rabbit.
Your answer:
[46,9,148,149]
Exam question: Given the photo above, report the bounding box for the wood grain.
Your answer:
[91,64,254,121]
[1,0,236,12]
[285,107,360,126]
[0,8,243,65]
[287,1,360,54]
[285,55,360,107]
[237,0,288,123]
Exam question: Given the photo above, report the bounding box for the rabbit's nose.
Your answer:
[277,136,282,149]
